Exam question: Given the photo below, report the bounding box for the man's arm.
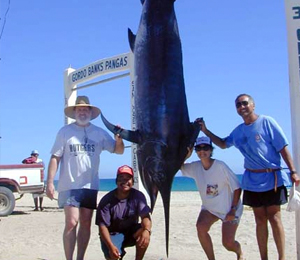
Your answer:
[99,225,121,259]
[141,214,152,235]
[195,118,227,149]
[135,214,152,248]
[46,155,60,199]
[280,146,300,186]
[114,134,124,154]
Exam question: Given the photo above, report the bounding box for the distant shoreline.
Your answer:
[53,175,244,191]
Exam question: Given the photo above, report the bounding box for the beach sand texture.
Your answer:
[0,192,297,260]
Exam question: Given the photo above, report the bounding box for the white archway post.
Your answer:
[63,52,147,194]
[129,53,140,188]
[284,1,300,259]
[64,68,77,125]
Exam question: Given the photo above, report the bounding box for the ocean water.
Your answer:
[54,175,244,191]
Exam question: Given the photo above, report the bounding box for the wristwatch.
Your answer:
[144,228,152,235]
[231,205,238,211]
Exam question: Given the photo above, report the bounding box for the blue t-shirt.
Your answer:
[96,188,151,233]
[225,115,291,191]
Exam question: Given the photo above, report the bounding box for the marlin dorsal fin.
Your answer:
[128,28,136,52]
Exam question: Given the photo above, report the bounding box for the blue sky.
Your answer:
[0,1,293,178]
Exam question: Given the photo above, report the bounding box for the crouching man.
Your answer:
[96,165,152,260]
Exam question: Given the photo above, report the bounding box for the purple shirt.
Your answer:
[96,188,151,233]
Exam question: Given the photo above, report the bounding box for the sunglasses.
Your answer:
[235,100,249,109]
[195,145,211,152]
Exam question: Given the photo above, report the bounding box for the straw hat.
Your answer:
[64,96,101,120]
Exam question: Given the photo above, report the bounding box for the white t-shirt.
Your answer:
[51,122,115,192]
[36,158,44,167]
[181,159,243,220]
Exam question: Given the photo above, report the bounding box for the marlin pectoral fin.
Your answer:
[178,122,201,166]
[144,174,159,212]
[189,121,201,148]
[100,112,141,144]
[128,28,136,52]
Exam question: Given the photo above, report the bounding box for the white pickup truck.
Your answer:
[0,164,45,216]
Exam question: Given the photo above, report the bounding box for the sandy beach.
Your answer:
[0,191,297,260]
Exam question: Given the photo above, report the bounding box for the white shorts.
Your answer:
[32,193,45,199]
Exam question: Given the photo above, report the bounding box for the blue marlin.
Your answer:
[101,0,200,255]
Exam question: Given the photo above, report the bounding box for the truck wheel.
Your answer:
[0,187,15,216]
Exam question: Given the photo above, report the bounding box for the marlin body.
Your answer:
[101,0,199,255]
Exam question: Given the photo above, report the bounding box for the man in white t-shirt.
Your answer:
[46,96,124,260]
[181,136,244,260]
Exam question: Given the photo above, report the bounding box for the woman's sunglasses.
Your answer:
[194,145,211,152]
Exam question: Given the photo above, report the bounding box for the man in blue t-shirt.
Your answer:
[196,93,300,260]
[96,165,152,260]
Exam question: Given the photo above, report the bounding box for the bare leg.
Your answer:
[135,244,147,260]
[76,207,93,260]
[222,221,244,260]
[266,205,285,260]
[253,207,269,260]
[64,206,80,260]
[133,228,149,260]
[196,210,219,260]
[39,197,44,211]
[33,197,38,211]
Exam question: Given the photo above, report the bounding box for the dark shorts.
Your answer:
[243,185,288,207]
[100,224,141,259]
[58,189,98,209]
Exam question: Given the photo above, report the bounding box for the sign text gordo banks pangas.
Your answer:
[69,53,130,86]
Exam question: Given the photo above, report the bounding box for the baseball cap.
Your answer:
[194,136,212,147]
[31,150,39,155]
[117,165,134,177]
